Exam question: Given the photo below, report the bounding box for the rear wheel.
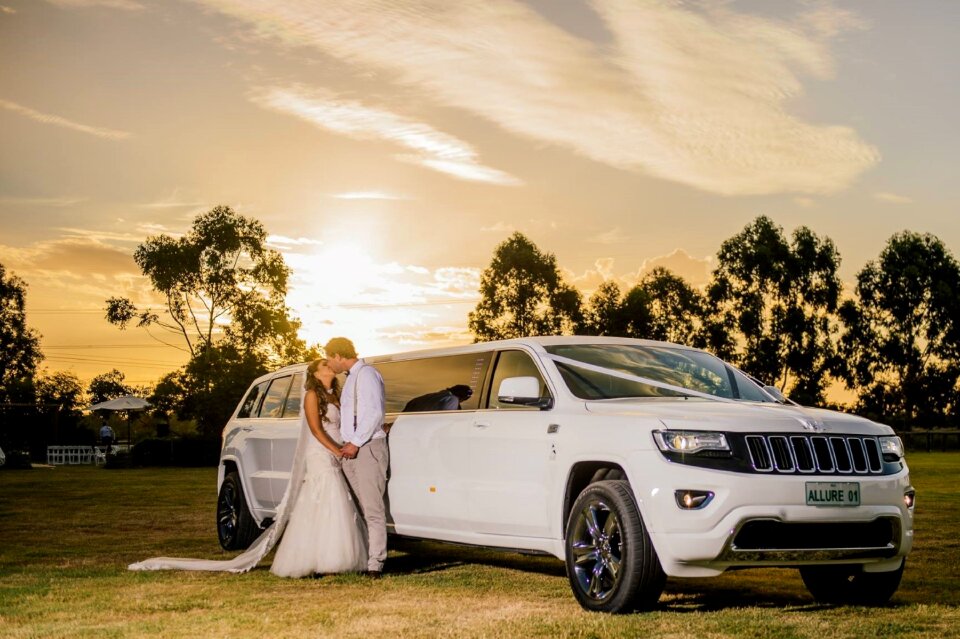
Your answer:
[217,470,259,550]
[800,560,905,605]
[564,480,665,613]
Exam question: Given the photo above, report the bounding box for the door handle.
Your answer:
[473,422,490,429]
[240,426,254,432]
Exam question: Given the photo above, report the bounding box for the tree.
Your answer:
[36,371,86,415]
[637,267,704,346]
[88,369,133,405]
[469,233,582,341]
[838,232,960,427]
[706,216,842,404]
[0,263,43,404]
[106,207,313,436]
[580,280,654,338]
[106,205,306,365]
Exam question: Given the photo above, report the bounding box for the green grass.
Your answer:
[1,454,958,638]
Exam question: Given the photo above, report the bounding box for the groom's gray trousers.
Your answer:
[342,437,389,572]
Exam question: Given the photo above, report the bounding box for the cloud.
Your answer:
[873,191,913,204]
[250,85,522,186]
[588,227,630,245]
[44,0,144,9]
[139,189,206,209]
[0,195,86,207]
[0,98,132,140]
[200,0,878,196]
[1,5,16,14]
[267,234,325,247]
[332,191,411,201]
[480,221,515,234]
[1,237,137,278]
[632,249,713,289]
[793,197,816,208]
[569,249,713,294]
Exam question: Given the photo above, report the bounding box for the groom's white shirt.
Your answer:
[339,358,387,447]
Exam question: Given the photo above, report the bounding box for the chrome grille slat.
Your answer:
[744,435,885,475]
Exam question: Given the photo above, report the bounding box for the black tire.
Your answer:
[564,480,666,613]
[217,470,259,551]
[800,560,905,605]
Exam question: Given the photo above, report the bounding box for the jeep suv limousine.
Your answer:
[217,337,914,613]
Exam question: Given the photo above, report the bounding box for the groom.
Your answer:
[325,337,389,577]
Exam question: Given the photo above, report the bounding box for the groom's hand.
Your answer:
[341,442,360,459]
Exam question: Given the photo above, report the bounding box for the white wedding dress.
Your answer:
[129,390,366,576]
[271,402,367,576]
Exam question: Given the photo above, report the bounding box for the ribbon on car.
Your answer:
[542,353,745,404]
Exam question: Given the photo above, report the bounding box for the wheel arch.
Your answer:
[562,460,629,536]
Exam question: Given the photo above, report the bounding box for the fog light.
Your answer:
[675,489,714,510]
[904,489,916,509]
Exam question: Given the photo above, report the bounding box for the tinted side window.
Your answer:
[487,350,551,410]
[259,376,292,419]
[282,373,304,418]
[374,352,491,413]
[238,381,269,418]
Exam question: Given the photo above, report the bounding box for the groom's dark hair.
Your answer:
[324,337,358,360]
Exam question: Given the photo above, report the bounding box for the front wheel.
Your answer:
[564,480,666,613]
[217,470,259,550]
[800,560,905,605]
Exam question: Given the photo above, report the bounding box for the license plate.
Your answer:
[806,482,860,507]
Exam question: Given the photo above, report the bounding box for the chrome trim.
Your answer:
[744,435,885,476]
[713,516,902,564]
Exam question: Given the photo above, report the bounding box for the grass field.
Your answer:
[1,454,958,638]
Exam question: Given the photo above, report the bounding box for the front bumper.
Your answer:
[627,450,914,577]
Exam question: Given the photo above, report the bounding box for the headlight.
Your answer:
[879,435,904,460]
[654,430,729,454]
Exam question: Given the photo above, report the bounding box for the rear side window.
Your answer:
[374,352,491,413]
[282,373,304,418]
[237,380,269,418]
[487,350,552,410]
[259,375,293,419]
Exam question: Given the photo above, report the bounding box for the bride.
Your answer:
[129,358,367,576]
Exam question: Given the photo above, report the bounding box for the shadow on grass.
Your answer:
[387,537,566,578]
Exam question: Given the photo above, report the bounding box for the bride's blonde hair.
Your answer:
[305,358,340,419]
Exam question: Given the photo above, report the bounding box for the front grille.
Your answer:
[744,434,884,475]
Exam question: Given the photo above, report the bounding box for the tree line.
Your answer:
[469,219,960,429]
[2,208,958,458]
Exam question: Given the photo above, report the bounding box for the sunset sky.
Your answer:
[1,0,958,387]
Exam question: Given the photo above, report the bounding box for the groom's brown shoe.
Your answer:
[365,571,383,579]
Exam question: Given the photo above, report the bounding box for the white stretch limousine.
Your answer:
[216,337,914,613]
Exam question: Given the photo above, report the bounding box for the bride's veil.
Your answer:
[129,377,311,572]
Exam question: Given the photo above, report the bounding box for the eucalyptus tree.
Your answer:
[838,231,960,427]
[638,267,704,346]
[106,205,305,364]
[469,232,582,341]
[706,216,842,405]
[87,369,133,405]
[0,263,43,404]
[106,206,310,436]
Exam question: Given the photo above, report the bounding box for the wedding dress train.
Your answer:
[129,390,366,575]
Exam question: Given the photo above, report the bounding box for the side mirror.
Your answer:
[497,376,552,409]
[763,385,788,404]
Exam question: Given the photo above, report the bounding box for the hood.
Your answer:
[583,398,893,436]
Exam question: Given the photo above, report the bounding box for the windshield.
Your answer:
[543,343,773,402]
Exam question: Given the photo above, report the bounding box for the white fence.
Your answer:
[46,445,129,466]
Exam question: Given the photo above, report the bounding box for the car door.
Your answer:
[269,372,303,509]
[376,352,491,535]
[250,374,292,511]
[468,349,555,538]
[234,379,274,516]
